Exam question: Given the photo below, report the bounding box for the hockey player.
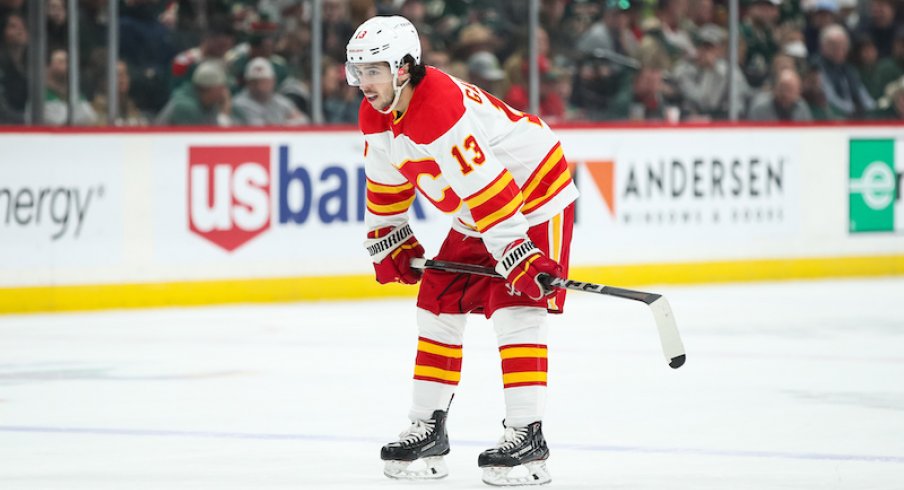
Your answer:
[348,15,578,486]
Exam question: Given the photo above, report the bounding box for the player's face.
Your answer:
[347,62,395,111]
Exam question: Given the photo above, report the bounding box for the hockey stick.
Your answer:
[410,258,686,369]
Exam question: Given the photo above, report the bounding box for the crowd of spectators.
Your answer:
[0,0,902,127]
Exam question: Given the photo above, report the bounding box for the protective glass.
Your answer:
[345,62,393,86]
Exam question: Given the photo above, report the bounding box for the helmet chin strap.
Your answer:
[377,72,411,115]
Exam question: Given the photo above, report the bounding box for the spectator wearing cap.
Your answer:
[748,68,813,121]
[169,16,236,92]
[156,60,234,126]
[467,51,506,95]
[868,76,904,120]
[672,24,751,120]
[813,24,875,118]
[43,49,98,126]
[233,57,308,126]
[741,0,782,89]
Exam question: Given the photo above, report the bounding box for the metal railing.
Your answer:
[25,0,751,127]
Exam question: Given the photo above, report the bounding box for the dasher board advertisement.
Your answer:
[562,129,800,263]
[0,135,123,284]
[849,138,904,234]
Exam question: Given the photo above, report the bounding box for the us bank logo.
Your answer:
[849,139,903,233]
[186,144,431,252]
[188,146,271,251]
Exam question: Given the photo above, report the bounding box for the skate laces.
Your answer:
[397,419,434,446]
[494,426,529,452]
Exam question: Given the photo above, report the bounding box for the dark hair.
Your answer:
[404,54,427,86]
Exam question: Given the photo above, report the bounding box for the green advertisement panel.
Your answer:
[849,139,897,233]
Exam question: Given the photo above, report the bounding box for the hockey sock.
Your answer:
[493,307,549,427]
[409,310,466,421]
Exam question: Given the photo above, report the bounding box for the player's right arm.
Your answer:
[362,135,425,285]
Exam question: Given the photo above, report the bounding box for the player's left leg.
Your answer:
[481,306,552,486]
[478,205,573,486]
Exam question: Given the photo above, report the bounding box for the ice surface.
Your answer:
[1,278,902,489]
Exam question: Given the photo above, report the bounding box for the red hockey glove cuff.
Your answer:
[364,224,425,285]
[495,239,562,300]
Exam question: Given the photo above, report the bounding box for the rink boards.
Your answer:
[1,124,903,312]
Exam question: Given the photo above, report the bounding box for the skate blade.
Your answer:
[481,461,551,486]
[384,456,449,480]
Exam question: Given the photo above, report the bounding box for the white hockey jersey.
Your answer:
[360,67,579,260]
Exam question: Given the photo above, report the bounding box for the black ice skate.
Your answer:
[381,409,450,480]
[478,421,551,486]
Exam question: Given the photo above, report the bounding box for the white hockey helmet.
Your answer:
[345,15,421,86]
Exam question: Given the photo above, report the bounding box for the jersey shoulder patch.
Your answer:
[401,68,465,145]
[359,99,393,135]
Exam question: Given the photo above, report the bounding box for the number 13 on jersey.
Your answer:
[451,135,486,175]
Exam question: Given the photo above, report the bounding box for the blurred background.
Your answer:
[1,0,903,127]
[0,6,902,486]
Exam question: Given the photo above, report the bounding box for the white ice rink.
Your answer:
[1,277,903,489]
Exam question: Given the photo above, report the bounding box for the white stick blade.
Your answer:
[648,297,686,368]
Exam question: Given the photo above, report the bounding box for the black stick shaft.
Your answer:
[418,259,661,304]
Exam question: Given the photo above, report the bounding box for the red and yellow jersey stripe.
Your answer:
[413,337,463,385]
[499,343,548,388]
[520,143,572,215]
[464,171,524,232]
[365,178,415,216]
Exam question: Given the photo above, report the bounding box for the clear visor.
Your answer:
[345,62,393,87]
